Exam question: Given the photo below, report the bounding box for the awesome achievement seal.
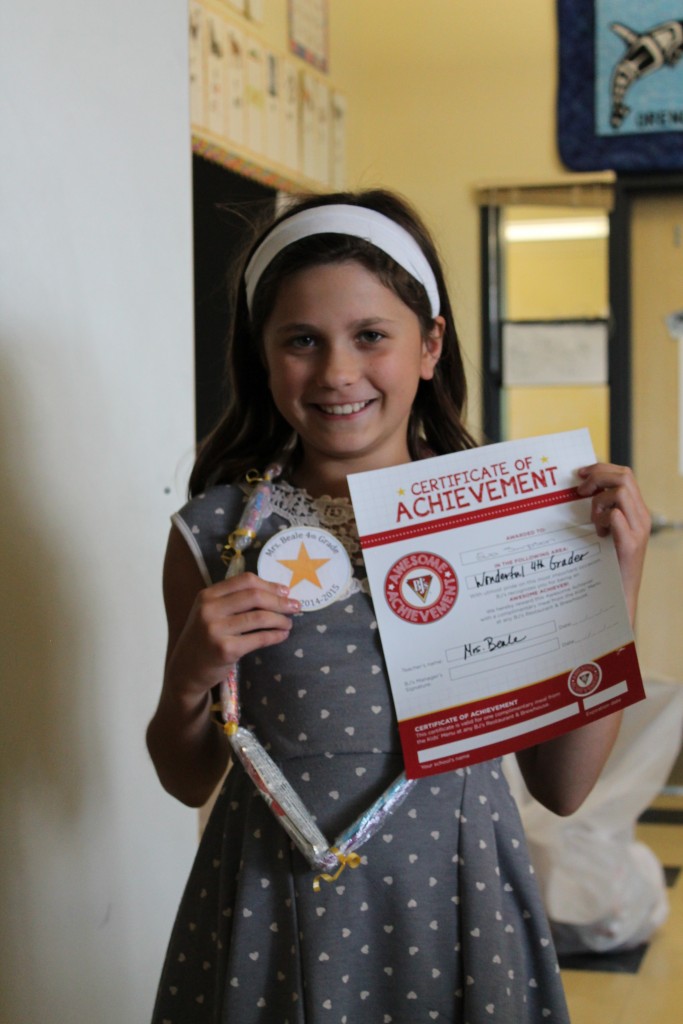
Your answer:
[384,551,458,624]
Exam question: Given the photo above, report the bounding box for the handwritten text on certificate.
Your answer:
[347,430,645,779]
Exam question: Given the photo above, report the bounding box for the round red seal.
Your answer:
[568,662,602,698]
[384,551,458,624]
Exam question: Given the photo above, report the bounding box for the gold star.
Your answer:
[397,487,405,496]
[277,542,330,589]
[541,455,549,464]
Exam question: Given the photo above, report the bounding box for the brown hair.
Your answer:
[189,188,477,495]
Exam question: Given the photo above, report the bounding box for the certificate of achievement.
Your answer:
[347,429,645,779]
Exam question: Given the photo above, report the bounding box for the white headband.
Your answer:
[243,204,441,317]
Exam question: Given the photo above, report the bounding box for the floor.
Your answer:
[560,787,683,1024]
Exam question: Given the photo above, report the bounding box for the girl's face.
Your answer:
[262,260,443,494]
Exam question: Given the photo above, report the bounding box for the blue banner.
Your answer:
[595,0,683,136]
[557,0,683,169]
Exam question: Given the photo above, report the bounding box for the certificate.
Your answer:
[347,429,645,779]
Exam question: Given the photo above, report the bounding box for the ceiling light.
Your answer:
[503,217,609,242]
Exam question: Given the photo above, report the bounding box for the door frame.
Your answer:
[609,172,683,466]
[480,172,683,466]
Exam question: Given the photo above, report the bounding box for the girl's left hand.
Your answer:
[576,463,651,624]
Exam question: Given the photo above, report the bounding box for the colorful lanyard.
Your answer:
[217,466,416,890]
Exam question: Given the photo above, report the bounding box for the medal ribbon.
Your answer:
[216,466,417,886]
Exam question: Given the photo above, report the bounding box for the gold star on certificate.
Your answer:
[278,542,330,589]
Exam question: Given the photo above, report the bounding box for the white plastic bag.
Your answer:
[504,677,683,953]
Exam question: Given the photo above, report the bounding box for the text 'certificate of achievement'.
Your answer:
[347,430,645,779]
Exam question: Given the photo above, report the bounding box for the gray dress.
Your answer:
[151,482,570,1024]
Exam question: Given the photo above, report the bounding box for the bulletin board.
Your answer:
[189,0,345,191]
[557,0,683,170]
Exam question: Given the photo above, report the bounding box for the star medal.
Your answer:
[257,526,352,610]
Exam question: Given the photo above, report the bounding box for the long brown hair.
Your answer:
[189,188,477,496]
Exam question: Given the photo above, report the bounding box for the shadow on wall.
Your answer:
[0,352,104,1021]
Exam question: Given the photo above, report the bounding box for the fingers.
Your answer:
[197,572,300,658]
[576,463,650,624]
[169,573,300,693]
[576,464,651,540]
[210,571,292,600]
[207,572,299,616]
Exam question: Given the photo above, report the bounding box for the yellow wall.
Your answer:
[329,0,571,432]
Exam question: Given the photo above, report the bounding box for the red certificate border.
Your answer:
[399,642,644,778]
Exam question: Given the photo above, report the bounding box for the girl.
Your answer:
[147,189,650,1023]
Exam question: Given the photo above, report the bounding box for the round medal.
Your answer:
[257,526,352,611]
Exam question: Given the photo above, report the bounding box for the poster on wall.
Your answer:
[665,309,683,474]
[330,90,347,188]
[288,0,328,73]
[205,11,227,139]
[557,0,683,170]
[189,1,206,129]
[502,320,609,387]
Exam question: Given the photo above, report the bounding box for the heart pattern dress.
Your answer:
[151,481,570,1024]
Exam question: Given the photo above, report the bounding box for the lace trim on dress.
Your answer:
[267,480,369,594]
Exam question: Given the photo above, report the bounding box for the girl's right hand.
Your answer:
[147,529,300,806]
[165,571,300,701]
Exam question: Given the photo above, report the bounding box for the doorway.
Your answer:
[479,179,619,462]
[192,156,276,442]
[480,176,683,772]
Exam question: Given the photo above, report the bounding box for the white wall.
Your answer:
[0,3,198,1021]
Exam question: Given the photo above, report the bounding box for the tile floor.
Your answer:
[561,792,683,1024]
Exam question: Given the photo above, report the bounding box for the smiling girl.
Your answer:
[147,190,650,1023]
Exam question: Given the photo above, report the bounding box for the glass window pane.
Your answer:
[499,206,610,459]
